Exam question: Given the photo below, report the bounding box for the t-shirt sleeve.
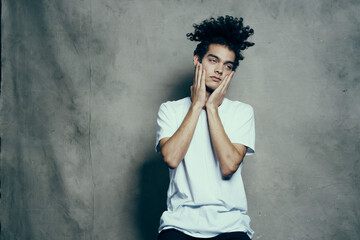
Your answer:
[155,102,177,153]
[229,105,255,155]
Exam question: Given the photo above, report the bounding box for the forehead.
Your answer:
[205,44,235,62]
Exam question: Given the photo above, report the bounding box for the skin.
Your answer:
[159,44,247,177]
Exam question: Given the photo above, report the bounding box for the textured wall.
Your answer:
[1,0,359,239]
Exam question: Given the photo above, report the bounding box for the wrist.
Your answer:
[206,104,218,112]
[190,102,203,112]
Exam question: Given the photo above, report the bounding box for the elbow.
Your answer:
[163,156,180,169]
[160,141,182,169]
[221,164,238,177]
[161,150,181,169]
[220,156,243,177]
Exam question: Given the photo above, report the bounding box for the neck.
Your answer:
[205,86,213,94]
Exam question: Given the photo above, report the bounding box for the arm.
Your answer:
[206,107,247,176]
[160,63,207,168]
[206,72,247,177]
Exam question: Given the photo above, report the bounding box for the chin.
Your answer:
[205,86,213,93]
[205,85,218,93]
[208,83,220,91]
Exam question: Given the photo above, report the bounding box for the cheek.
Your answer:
[225,69,233,75]
[205,66,215,76]
[202,62,213,72]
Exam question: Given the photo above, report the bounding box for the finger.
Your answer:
[197,63,202,87]
[217,74,229,92]
[201,68,206,89]
[217,78,228,95]
[226,71,235,88]
[222,72,234,92]
[228,71,234,83]
[194,62,199,86]
[224,71,234,88]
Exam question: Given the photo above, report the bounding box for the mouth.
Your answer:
[210,76,221,82]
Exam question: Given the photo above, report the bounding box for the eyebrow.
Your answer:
[207,54,235,65]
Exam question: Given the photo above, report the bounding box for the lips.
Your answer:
[210,76,221,82]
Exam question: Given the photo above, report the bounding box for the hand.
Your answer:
[206,71,234,109]
[190,63,207,109]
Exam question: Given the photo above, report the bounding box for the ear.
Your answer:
[193,55,199,66]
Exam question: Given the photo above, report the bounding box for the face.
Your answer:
[194,44,236,91]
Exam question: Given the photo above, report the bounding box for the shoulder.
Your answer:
[223,98,254,116]
[160,97,191,111]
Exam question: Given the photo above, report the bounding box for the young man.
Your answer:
[155,16,255,240]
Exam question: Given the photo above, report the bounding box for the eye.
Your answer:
[209,58,216,63]
[225,64,233,70]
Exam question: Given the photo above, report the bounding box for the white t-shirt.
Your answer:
[155,97,255,239]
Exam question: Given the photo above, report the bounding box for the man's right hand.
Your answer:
[190,62,207,109]
[160,63,205,168]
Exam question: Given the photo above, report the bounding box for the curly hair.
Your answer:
[186,15,254,71]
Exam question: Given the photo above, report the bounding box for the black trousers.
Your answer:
[158,229,251,240]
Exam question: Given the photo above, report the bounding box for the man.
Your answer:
[155,16,255,240]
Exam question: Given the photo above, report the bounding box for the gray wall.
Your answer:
[1,0,359,239]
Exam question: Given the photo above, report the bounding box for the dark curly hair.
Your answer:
[186,15,254,71]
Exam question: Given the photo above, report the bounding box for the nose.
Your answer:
[215,64,223,75]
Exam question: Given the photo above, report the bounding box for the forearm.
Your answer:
[206,106,245,176]
[161,103,202,168]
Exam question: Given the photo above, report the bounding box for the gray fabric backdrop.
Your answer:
[1,0,359,239]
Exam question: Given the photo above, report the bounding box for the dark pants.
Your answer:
[158,229,251,240]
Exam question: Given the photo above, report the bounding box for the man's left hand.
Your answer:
[206,71,234,109]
